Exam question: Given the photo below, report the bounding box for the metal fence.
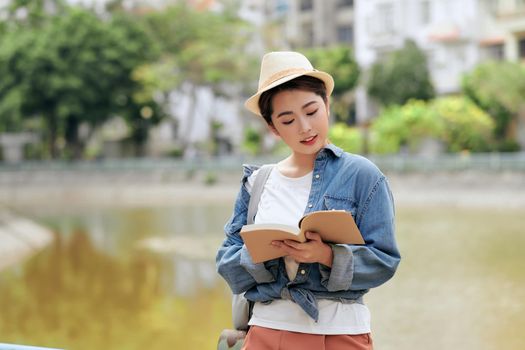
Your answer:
[0,152,525,176]
[368,152,525,172]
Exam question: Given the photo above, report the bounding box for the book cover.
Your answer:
[240,210,364,263]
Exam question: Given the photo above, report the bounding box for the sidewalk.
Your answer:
[1,170,524,210]
[0,154,524,208]
[0,210,54,272]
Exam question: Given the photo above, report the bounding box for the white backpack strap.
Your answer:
[246,164,274,225]
[232,164,275,331]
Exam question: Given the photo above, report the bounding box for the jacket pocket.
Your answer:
[323,195,357,218]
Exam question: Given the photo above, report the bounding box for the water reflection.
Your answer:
[0,205,233,350]
[1,203,523,350]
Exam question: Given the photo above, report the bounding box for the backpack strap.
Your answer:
[246,164,274,225]
[231,164,275,332]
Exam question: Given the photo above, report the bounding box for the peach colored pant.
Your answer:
[242,326,373,350]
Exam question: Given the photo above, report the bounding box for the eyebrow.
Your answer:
[276,101,318,118]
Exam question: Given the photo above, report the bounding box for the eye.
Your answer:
[306,109,318,116]
[282,119,294,125]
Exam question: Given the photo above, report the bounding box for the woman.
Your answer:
[216,51,400,350]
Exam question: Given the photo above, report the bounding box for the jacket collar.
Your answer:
[322,143,343,158]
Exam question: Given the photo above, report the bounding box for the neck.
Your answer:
[290,152,316,170]
[278,150,319,178]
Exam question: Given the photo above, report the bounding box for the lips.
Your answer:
[300,135,318,146]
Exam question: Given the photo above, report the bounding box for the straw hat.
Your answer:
[244,51,335,116]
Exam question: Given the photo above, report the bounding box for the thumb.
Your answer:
[305,231,321,241]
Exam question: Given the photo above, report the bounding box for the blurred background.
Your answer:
[0,0,524,349]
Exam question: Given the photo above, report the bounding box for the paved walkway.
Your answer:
[0,210,53,272]
[1,170,524,209]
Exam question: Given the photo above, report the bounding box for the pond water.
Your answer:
[0,202,523,350]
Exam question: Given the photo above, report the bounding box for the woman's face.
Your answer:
[269,89,330,156]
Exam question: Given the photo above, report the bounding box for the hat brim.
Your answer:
[244,70,334,117]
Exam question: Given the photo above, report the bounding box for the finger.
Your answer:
[271,240,283,247]
[305,231,321,241]
[283,240,302,249]
[273,242,295,256]
[272,240,296,252]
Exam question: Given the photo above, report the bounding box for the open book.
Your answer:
[240,210,364,263]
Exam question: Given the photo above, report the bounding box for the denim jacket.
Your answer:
[216,144,401,321]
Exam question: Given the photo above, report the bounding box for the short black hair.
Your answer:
[258,75,327,125]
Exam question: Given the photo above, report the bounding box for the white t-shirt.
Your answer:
[245,166,371,335]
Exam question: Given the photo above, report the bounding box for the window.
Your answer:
[486,0,500,14]
[338,0,354,7]
[275,0,289,15]
[482,44,505,60]
[300,0,313,11]
[302,22,314,46]
[420,0,431,25]
[519,37,525,60]
[337,25,354,43]
[376,2,395,34]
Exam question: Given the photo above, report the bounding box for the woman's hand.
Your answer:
[272,231,333,267]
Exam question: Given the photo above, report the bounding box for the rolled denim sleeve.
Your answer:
[349,176,401,290]
[319,244,354,291]
[240,245,275,283]
[319,175,400,293]
[216,239,275,294]
[216,172,276,294]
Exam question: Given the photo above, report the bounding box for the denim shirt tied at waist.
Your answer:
[216,144,401,321]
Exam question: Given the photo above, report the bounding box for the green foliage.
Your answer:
[0,7,160,159]
[328,123,363,154]
[432,97,494,152]
[140,4,258,156]
[367,40,435,107]
[167,147,184,158]
[305,46,360,97]
[370,97,494,154]
[462,61,525,139]
[142,4,256,94]
[370,100,442,154]
[5,0,67,28]
[242,126,262,156]
[0,28,35,132]
[305,46,360,123]
[495,139,521,152]
[204,171,218,186]
[0,1,261,159]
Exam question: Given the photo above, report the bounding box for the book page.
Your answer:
[240,224,304,263]
[299,210,364,244]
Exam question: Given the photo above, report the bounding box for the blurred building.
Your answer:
[263,0,525,124]
[147,0,269,158]
[353,0,525,122]
[262,0,355,48]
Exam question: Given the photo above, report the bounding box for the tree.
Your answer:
[4,0,67,28]
[370,97,494,154]
[462,61,525,150]
[105,12,165,157]
[0,27,35,133]
[305,46,360,123]
[141,4,258,155]
[367,39,435,107]
[0,6,160,159]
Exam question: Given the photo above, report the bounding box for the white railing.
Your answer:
[0,152,524,176]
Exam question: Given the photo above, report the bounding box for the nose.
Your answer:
[298,116,312,134]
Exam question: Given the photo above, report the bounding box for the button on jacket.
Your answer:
[216,144,401,321]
